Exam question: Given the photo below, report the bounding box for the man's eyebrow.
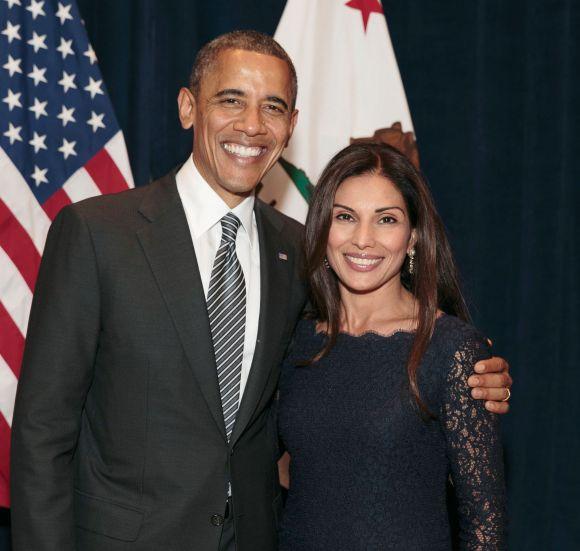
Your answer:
[214,88,245,98]
[212,90,289,111]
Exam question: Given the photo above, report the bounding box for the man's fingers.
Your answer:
[485,400,509,414]
[474,356,509,374]
[471,386,510,401]
[278,452,291,490]
[468,372,512,389]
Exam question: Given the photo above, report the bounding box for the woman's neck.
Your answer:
[338,278,418,336]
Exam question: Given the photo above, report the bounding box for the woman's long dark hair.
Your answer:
[304,142,470,414]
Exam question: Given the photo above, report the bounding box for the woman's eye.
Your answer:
[336,213,354,221]
[379,215,396,224]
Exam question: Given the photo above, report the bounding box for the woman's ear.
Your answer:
[408,229,418,252]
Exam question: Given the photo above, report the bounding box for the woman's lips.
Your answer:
[343,253,383,272]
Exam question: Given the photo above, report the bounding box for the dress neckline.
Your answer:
[310,313,448,340]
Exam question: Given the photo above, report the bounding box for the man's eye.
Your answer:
[222,98,241,105]
[264,104,284,114]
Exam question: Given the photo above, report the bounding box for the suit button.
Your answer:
[210,514,224,526]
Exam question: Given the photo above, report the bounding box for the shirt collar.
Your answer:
[176,155,256,247]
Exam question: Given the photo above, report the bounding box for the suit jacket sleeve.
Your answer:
[11,204,101,551]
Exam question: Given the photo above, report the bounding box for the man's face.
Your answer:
[178,49,298,207]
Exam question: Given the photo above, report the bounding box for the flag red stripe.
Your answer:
[0,199,41,292]
[42,187,72,221]
[84,149,130,195]
[0,303,25,378]
[0,414,11,507]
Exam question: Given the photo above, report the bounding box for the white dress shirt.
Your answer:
[176,155,261,407]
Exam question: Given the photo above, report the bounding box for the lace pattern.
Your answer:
[442,332,507,550]
[278,315,507,550]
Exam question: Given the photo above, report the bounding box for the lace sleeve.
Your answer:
[441,333,507,550]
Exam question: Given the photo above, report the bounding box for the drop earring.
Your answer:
[324,257,331,270]
[408,249,416,274]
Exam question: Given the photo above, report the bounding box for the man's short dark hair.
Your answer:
[189,30,298,110]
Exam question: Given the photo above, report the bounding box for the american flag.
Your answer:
[0,0,134,507]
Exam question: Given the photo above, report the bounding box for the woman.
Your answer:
[277,143,506,550]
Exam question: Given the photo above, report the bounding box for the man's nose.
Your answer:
[233,106,266,136]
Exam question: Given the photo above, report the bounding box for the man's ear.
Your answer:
[285,108,299,148]
[177,87,196,130]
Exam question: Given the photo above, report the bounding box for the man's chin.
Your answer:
[222,173,265,195]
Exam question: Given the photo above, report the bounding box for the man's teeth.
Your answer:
[345,255,381,266]
[222,143,263,157]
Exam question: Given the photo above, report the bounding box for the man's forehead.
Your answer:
[204,49,292,93]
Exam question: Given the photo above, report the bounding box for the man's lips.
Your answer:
[221,142,267,160]
[343,252,384,272]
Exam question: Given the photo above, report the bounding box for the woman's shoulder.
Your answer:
[293,317,319,339]
[429,315,491,375]
[282,317,322,365]
[434,314,487,348]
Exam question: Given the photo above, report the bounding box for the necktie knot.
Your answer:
[220,212,241,245]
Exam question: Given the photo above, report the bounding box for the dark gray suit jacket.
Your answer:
[10,171,307,550]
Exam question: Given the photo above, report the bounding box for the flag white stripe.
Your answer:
[0,246,32,336]
[105,131,135,188]
[62,166,102,203]
[0,355,18,426]
[0,147,51,253]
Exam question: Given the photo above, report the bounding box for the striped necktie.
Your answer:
[207,212,246,441]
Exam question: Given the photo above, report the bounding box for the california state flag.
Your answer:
[260,0,418,222]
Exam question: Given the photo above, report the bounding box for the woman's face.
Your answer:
[326,172,415,295]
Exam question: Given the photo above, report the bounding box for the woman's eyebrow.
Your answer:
[333,203,354,211]
[375,206,405,214]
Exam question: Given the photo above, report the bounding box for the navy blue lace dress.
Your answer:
[278,314,506,550]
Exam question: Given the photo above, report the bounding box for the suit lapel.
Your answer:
[136,175,226,440]
[230,201,294,447]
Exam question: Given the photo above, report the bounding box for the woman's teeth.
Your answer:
[345,255,381,266]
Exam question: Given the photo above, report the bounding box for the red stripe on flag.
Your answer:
[84,149,130,195]
[0,414,11,508]
[42,187,72,221]
[0,199,41,291]
[0,303,25,378]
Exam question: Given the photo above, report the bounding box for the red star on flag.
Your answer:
[345,0,384,32]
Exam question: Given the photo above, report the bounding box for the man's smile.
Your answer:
[221,142,266,159]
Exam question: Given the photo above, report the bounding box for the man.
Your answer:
[11,31,511,551]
